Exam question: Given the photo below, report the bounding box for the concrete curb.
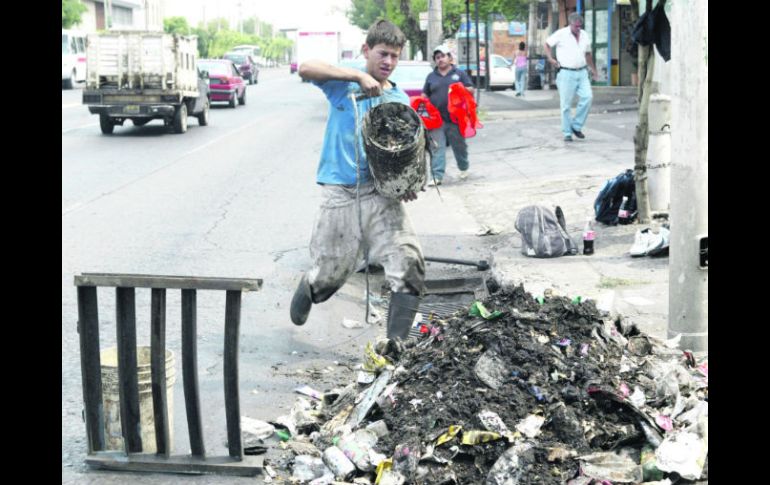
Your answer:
[482,104,639,121]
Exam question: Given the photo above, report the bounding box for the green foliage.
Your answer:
[62,0,87,29]
[345,0,528,59]
[163,16,191,36]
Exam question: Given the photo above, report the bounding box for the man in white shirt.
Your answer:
[544,12,601,142]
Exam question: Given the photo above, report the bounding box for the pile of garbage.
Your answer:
[260,284,708,484]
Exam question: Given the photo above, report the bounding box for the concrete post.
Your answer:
[668,0,708,352]
[428,0,443,56]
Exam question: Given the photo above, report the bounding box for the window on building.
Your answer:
[111,6,133,27]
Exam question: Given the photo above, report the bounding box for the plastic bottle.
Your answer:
[618,196,631,225]
[582,219,595,255]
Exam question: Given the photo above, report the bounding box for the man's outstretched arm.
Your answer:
[299,60,382,97]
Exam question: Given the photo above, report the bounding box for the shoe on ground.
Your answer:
[458,170,468,180]
[571,128,585,139]
[630,228,664,257]
[290,276,313,325]
[647,226,670,257]
[564,135,573,142]
[427,178,443,187]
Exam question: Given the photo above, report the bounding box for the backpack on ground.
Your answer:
[594,169,638,225]
[514,205,578,258]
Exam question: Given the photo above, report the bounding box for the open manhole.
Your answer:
[382,277,489,338]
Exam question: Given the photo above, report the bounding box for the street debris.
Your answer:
[260,283,707,484]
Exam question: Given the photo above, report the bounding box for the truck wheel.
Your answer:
[197,102,210,126]
[173,104,188,133]
[99,113,114,134]
[229,93,237,108]
[238,89,246,106]
[63,70,75,89]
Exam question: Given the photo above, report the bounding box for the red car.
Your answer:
[198,59,247,108]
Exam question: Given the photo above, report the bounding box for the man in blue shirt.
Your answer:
[291,20,425,341]
[423,45,475,185]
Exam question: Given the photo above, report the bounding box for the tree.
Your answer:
[62,0,87,29]
[163,17,191,36]
[346,0,528,59]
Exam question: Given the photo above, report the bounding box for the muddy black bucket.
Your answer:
[362,102,427,198]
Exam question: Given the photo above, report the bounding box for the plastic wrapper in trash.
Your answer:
[292,455,330,482]
[655,414,673,432]
[469,301,504,320]
[641,446,665,481]
[478,410,512,437]
[358,370,376,385]
[578,451,643,483]
[241,416,275,446]
[320,405,353,440]
[347,369,392,429]
[375,458,393,484]
[375,382,399,409]
[676,399,708,428]
[435,425,462,446]
[363,342,390,372]
[339,429,379,472]
[365,420,390,438]
[655,430,708,480]
[392,441,421,477]
[485,441,534,485]
[461,430,502,445]
[629,386,647,408]
[515,414,545,438]
[322,445,357,481]
[474,350,509,390]
[283,439,322,457]
[378,468,406,485]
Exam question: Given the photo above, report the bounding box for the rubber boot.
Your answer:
[290,275,313,325]
[386,292,421,340]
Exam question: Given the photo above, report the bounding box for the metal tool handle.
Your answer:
[425,256,489,271]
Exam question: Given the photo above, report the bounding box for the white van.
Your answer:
[62,29,87,88]
[231,44,265,67]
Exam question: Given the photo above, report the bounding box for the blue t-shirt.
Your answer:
[423,66,473,122]
[312,78,409,185]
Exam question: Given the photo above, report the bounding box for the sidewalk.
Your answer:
[408,108,672,342]
[478,85,639,120]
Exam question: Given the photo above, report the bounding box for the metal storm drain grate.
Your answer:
[382,277,489,339]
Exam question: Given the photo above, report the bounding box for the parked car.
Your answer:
[223,51,259,84]
[488,54,516,90]
[198,59,247,108]
[388,61,433,97]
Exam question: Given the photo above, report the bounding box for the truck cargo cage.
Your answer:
[75,273,263,476]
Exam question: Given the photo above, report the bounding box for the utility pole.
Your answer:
[474,0,481,99]
[527,0,537,88]
[668,0,708,352]
[428,0,443,56]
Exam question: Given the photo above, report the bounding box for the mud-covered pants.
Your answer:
[306,184,425,303]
